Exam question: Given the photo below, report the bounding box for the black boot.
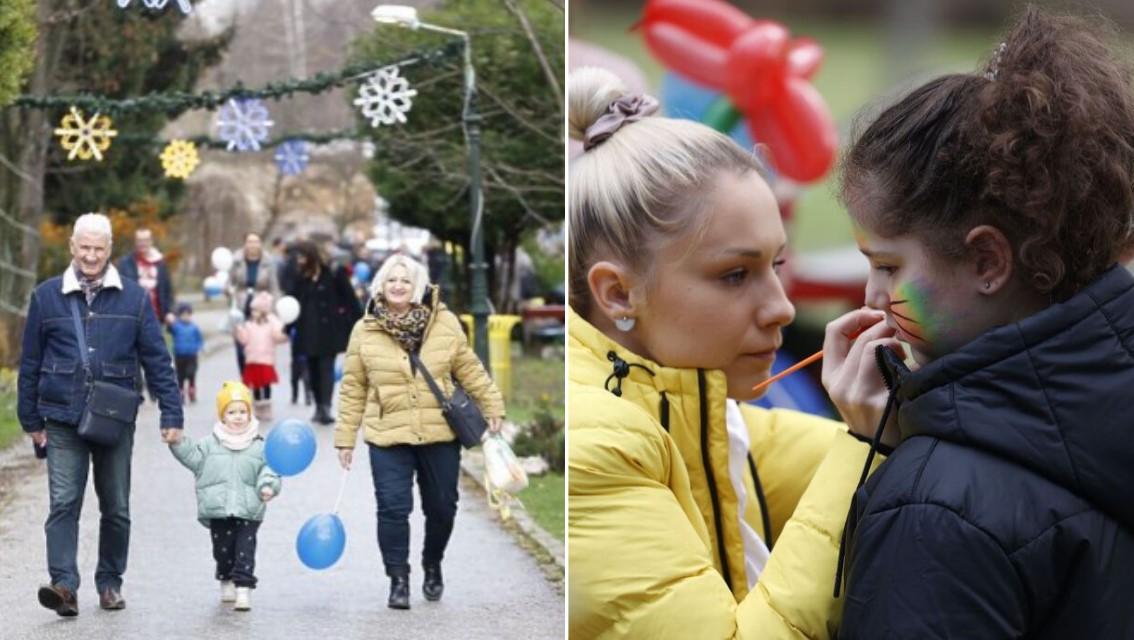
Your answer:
[422,565,443,602]
[312,405,331,425]
[388,575,410,610]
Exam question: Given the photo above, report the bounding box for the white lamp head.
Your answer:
[371,5,420,29]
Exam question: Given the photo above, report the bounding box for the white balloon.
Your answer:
[202,275,219,291]
[214,270,230,287]
[211,247,234,272]
[275,295,301,324]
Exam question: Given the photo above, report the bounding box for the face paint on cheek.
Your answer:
[888,279,943,347]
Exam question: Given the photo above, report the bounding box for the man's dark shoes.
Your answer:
[99,587,125,610]
[38,584,78,617]
[388,575,411,610]
[423,565,444,602]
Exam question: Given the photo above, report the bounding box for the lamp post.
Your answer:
[372,4,491,367]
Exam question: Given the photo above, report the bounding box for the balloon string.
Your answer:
[332,469,349,514]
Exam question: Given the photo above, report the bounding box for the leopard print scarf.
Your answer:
[371,297,431,354]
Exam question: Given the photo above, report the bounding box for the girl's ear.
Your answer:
[964,225,1013,294]
[587,261,638,324]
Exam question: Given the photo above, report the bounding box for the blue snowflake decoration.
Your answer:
[117,0,193,14]
[215,99,274,152]
[274,140,310,176]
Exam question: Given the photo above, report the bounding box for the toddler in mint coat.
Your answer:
[170,381,280,611]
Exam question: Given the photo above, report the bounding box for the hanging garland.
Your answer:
[12,42,460,117]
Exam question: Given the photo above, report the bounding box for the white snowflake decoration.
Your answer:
[354,66,417,127]
[215,98,274,152]
[117,0,193,14]
[274,140,310,176]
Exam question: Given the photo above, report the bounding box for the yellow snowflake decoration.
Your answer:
[54,106,118,162]
[160,139,200,179]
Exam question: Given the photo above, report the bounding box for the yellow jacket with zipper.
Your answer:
[568,308,880,639]
[334,287,505,449]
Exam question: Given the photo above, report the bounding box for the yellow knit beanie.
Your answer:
[216,381,253,419]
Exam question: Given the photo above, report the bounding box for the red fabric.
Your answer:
[242,363,278,388]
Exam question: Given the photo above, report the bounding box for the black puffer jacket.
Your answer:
[839,265,1134,639]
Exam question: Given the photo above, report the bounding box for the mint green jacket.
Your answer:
[170,434,281,527]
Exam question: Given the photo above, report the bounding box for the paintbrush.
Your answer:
[751,326,868,394]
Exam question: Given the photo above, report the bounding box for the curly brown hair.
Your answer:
[841,6,1134,301]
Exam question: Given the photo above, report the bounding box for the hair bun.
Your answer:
[568,67,634,142]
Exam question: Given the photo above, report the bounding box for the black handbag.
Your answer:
[409,351,487,449]
[69,298,140,447]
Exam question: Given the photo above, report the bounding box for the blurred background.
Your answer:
[570,0,1134,414]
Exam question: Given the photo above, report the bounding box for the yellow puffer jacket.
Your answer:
[568,308,881,639]
[334,287,505,449]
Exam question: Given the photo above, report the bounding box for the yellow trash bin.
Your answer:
[488,315,522,402]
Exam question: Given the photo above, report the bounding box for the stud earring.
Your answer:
[984,281,992,290]
[615,316,635,332]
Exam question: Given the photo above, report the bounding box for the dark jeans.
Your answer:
[253,386,272,401]
[44,420,135,592]
[368,441,461,577]
[209,517,261,588]
[307,354,335,408]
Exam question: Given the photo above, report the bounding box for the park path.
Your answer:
[0,334,564,639]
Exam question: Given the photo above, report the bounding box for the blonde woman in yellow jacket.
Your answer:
[334,254,505,611]
[567,68,903,638]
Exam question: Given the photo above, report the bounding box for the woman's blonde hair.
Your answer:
[371,253,430,303]
[568,67,763,317]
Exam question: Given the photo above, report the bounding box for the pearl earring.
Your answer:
[615,316,635,332]
[984,281,992,290]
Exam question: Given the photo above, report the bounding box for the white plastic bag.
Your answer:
[483,435,529,495]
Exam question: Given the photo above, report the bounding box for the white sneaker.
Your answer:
[220,580,236,602]
[234,587,251,611]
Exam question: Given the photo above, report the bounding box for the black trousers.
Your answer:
[208,517,261,588]
[174,355,198,391]
[307,354,335,408]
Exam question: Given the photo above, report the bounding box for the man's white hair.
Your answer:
[71,213,113,243]
[371,254,431,303]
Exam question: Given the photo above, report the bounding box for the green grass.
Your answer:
[520,472,564,541]
[571,8,995,252]
[505,348,565,426]
[0,370,23,450]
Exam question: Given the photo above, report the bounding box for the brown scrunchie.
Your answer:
[583,93,660,151]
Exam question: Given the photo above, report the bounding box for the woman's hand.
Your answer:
[260,487,275,502]
[337,447,353,471]
[821,308,905,449]
[488,417,504,435]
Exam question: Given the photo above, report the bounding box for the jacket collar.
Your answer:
[567,306,730,422]
[62,263,124,295]
[886,264,1134,530]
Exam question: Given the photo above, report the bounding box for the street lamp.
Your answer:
[372,4,491,367]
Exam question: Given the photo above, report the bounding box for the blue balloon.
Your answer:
[660,72,758,152]
[264,419,317,477]
[296,513,346,570]
[203,282,222,298]
[353,261,372,283]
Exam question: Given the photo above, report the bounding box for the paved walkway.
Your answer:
[0,338,564,639]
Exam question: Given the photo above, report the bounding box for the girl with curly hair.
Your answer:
[829,7,1134,638]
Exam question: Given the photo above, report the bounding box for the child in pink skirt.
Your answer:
[234,291,289,422]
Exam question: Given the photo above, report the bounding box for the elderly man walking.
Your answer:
[17,213,183,617]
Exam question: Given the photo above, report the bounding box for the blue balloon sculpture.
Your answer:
[297,513,346,570]
[264,419,317,477]
[353,261,372,283]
